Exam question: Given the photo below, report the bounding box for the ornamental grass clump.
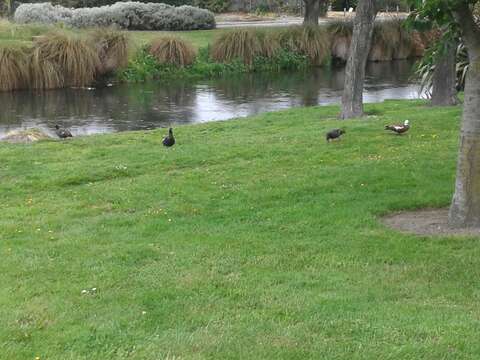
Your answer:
[149,36,196,67]
[32,32,100,88]
[91,28,129,75]
[0,46,29,91]
[29,46,65,90]
[211,29,263,66]
[277,25,331,66]
[256,30,281,58]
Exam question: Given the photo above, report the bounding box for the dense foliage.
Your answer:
[121,44,308,82]
[414,41,469,97]
[14,2,216,30]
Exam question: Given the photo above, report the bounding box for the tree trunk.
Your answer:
[339,0,377,119]
[449,5,480,227]
[431,38,459,106]
[303,0,328,25]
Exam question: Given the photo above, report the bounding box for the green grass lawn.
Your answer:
[0,19,230,49]
[2,100,480,359]
[130,29,224,49]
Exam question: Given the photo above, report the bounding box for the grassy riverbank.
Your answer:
[0,18,432,88]
[2,100,480,359]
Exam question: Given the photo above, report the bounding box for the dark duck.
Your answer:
[385,120,410,134]
[326,128,346,142]
[162,128,175,147]
[55,124,73,139]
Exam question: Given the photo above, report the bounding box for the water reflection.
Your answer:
[0,60,420,137]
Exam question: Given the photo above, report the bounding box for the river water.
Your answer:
[0,60,420,137]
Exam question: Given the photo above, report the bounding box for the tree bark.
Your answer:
[303,0,328,25]
[449,4,480,227]
[339,0,377,119]
[431,38,459,106]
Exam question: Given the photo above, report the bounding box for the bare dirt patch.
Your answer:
[382,208,480,237]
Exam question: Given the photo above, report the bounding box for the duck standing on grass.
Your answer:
[163,128,175,147]
[55,124,73,139]
[326,128,346,142]
[385,120,410,134]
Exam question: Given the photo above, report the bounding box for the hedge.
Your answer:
[14,2,216,30]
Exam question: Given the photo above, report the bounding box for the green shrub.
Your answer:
[193,0,229,13]
[14,2,216,31]
[253,49,308,72]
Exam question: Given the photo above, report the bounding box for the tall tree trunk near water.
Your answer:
[431,38,459,106]
[339,0,377,119]
[449,4,480,227]
[303,0,328,25]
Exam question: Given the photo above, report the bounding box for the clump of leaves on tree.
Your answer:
[408,0,480,227]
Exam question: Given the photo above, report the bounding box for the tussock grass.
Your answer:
[277,25,331,65]
[211,29,263,66]
[29,45,65,90]
[91,28,129,75]
[149,36,196,67]
[256,29,281,58]
[32,32,100,87]
[0,46,29,91]
[327,19,354,37]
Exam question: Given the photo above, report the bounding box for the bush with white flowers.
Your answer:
[14,3,73,25]
[14,2,216,30]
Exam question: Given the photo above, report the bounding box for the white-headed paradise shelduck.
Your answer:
[385,120,410,134]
